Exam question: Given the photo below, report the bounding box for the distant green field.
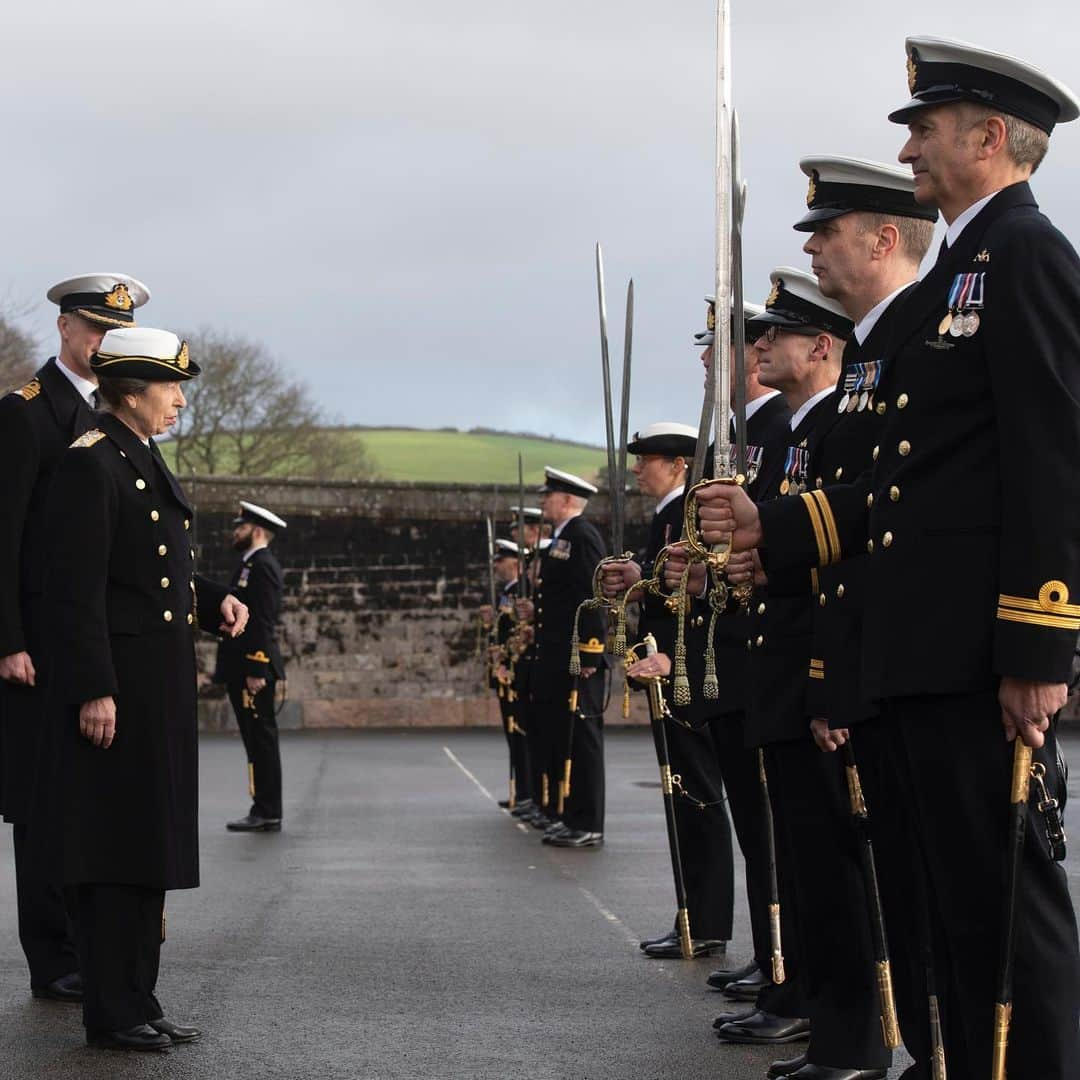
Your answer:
[163,428,607,485]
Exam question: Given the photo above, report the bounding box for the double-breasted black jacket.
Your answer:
[0,359,95,823]
[39,412,227,890]
[762,182,1080,697]
[214,546,285,683]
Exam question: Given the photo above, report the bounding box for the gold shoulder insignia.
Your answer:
[16,378,41,401]
[70,428,106,449]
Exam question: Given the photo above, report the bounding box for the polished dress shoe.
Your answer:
[707,959,758,990]
[715,1010,811,1045]
[644,937,726,959]
[31,972,83,1002]
[540,822,569,843]
[150,1018,202,1044]
[767,1052,808,1078]
[87,1024,171,1052]
[497,799,511,809]
[712,1008,756,1028]
[527,811,551,830]
[226,814,282,832]
[545,829,603,848]
[510,799,535,818]
[724,966,773,1000]
[785,1067,886,1080]
[638,927,677,951]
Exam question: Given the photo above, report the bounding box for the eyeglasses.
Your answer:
[758,324,824,344]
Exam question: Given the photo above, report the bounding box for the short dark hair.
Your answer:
[855,211,936,263]
[96,375,151,409]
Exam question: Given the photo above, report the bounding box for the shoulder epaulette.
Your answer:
[70,428,106,449]
[15,378,41,401]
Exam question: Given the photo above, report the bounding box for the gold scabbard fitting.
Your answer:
[677,908,693,960]
[660,764,673,797]
[846,764,868,817]
[563,758,572,802]
[247,762,255,799]
[768,903,786,984]
[1011,742,1034,804]
[991,1001,1011,1080]
[876,960,901,1049]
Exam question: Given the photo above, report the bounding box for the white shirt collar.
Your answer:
[853,282,915,346]
[945,190,1001,249]
[789,386,835,432]
[552,513,581,540]
[243,541,269,562]
[745,389,781,422]
[655,484,685,516]
[53,357,97,406]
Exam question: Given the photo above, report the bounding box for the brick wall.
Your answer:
[186,477,653,730]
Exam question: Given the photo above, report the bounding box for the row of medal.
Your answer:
[939,271,985,338]
[778,445,810,496]
[837,359,883,414]
[726,443,764,487]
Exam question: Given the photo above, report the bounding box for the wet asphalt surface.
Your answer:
[1,728,1077,1080]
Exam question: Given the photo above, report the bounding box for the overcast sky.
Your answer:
[5,2,1077,444]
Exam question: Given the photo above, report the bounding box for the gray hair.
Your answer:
[956,103,1049,172]
[96,375,151,410]
[854,211,936,264]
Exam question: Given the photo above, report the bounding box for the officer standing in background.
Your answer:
[0,273,149,1004]
[216,501,288,833]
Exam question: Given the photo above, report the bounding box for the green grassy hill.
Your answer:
[164,428,607,485]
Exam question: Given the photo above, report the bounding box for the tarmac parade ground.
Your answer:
[1,728,1078,1080]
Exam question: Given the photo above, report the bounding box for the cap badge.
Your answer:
[706,300,716,332]
[806,171,818,209]
[765,281,781,309]
[176,341,190,370]
[907,51,918,95]
[103,283,133,311]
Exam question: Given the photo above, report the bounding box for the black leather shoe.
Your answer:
[510,799,535,818]
[785,1067,886,1080]
[707,960,758,990]
[545,829,603,848]
[87,1024,171,1052]
[712,1008,756,1028]
[638,928,677,951]
[31,972,82,1002]
[226,814,282,832]
[497,799,511,809]
[724,966,773,1000]
[540,823,569,843]
[149,1018,202,1044]
[527,811,551,830]
[715,1010,811,1045]
[767,1053,808,1078]
[644,938,726,959]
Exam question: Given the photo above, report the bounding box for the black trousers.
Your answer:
[867,697,1080,1080]
[227,679,282,819]
[498,693,532,802]
[655,715,734,941]
[77,884,165,1033]
[768,738,890,1070]
[708,711,776,975]
[12,823,78,987]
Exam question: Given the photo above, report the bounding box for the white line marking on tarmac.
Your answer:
[443,745,499,804]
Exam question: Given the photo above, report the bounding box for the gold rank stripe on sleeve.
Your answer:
[997,580,1080,631]
[810,568,820,595]
[16,378,41,400]
[70,429,106,449]
[578,637,605,655]
[799,490,841,566]
[245,651,271,664]
[809,658,825,680]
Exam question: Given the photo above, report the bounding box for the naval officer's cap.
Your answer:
[695,298,766,348]
[538,467,599,498]
[91,327,200,380]
[47,273,150,328]
[509,506,543,524]
[750,268,854,340]
[494,539,520,561]
[794,157,938,231]
[233,501,288,531]
[890,36,1080,134]
[626,422,697,459]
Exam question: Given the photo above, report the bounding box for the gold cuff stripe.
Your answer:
[996,608,1080,632]
[578,637,605,654]
[998,593,1080,618]
[810,567,820,595]
[809,658,824,669]
[800,492,832,567]
[809,668,825,680]
[810,489,842,566]
[245,651,271,663]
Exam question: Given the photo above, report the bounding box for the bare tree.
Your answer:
[0,314,39,393]
[171,329,375,479]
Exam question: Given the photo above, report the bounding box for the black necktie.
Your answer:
[934,237,950,266]
[90,389,100,410]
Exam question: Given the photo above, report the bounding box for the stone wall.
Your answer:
[185,477,653,731]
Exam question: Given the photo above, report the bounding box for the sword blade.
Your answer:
[596,243,617,552]
[732,111,748,475]
[485,514,496,609]
[712,0,733,479]
[517,453,527,593]
[615,279,633,554]
[691,351,715,487]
